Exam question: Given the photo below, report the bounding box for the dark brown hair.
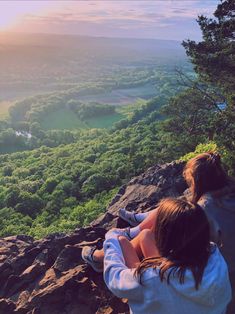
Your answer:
[135,198,211,289]
[183,152,228,203]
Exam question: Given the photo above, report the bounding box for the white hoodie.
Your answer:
[103,229,231,314]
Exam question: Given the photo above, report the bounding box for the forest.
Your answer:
[0,34,191,153]
[0,0,234,238]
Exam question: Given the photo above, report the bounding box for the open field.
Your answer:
[0,101,13,118]
[41,109,88,130]
[117,99,147,117]
[77,84,158,105]
[86,112,124,129]
[39,98,146,131]
[41,108,125,130]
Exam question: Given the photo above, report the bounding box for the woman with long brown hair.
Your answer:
[82,152,234,270]
[118,151,235,312]
[82,152,234,309]
[104,198,231,313]
[119,152,235,266]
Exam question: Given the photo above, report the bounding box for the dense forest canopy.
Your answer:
[0,34,192,154]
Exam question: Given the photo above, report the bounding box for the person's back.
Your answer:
[104,231,231,314]
[183,152,235,313]
[199,189,235,313]
[199,190,235,273]
[104,198,232,314]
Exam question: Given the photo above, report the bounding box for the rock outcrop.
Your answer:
[0,161,187,314]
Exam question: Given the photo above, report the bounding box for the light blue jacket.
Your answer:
[103,229,231,314]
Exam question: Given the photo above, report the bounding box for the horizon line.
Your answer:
[0,30,187,43]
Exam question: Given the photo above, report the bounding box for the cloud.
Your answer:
[8,0,218,40]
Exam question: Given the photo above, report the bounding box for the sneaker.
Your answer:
[81,246,103,273]
[118,208,139,227]
[122,226,133,240]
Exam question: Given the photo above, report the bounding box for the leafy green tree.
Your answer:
[5,187,21,208]
[29,122,44,138]
[161,88,217,152]
[15,192,44,218]
[182,0,235,172]
[182,0,235,96]
[2,164,14,176]
[42,178,59,194]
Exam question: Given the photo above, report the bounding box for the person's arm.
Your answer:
[103,229,143,300]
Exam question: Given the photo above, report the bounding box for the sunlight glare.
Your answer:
[0,1,55,30]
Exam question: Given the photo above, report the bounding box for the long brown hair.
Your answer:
[135,198,211,289]
[183,152,229,203]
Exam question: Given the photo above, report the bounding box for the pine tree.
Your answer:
[182,0,235,173]
[182,0,235,100]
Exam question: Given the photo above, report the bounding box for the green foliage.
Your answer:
[0,43,191,155]
[150,0,235,174]
[86,112,124,129]
[2,164,14,176]
[180,142,218,161]
[0,107,168,238]
[182,0,235,174]
[0,207,32,237]
[161,89,212,151]
[42,178,59,194]
[1,8,234,239]
[41,108,88,130]
[182,0,235,95]
[76,103,115,120]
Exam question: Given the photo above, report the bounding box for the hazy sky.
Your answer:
[0,0,218,41]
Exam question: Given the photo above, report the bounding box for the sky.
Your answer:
[0,0,219,41]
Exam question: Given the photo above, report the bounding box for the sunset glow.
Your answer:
[0,1,55,30]
[0,0,217,40]
[0,7,24,29]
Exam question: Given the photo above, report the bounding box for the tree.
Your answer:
[15,192,44,218]
[161,88,217,152]
[182,0,235,172]
[182,0,235,98]
[29,122,44,139]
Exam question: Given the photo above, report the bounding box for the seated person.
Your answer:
[118,152,235,312]
[82,152,235,311]
[103,198,231,314]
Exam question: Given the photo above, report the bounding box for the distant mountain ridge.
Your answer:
[0,32,183,47]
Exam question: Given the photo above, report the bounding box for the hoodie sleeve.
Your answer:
[198,196,222,245]
[103,229,144,301]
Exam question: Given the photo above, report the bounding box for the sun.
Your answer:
[0,2,55,31]
[0,8,19,30]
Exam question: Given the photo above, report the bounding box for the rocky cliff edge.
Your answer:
[0,161,186,314]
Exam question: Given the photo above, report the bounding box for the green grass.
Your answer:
[41,109,88,130]
[41,108,125,130]
[0,101,13,118]
[117,99,147,118]
[86,112,124,129]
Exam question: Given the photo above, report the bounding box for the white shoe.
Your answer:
[118,208,139,227]
[81,246,103,273]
